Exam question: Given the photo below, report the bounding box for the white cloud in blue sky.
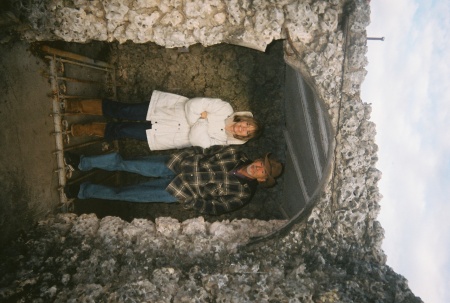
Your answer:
[361,1,450,302]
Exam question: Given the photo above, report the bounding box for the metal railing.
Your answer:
[42,46,118,211]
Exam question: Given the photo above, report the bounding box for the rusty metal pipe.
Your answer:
[42,45,113,68]
[48,55,67,204]
[53,76,107,85]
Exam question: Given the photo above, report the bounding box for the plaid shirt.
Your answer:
[166,145,258,215]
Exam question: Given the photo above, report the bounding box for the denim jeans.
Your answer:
[77,152,178,203]
[104,121,151,141]
[102,99,151,141]
[102,99,149,120]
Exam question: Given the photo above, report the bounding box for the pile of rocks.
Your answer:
[0,212,419,302]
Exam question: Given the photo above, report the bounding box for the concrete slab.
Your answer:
[0,41,59,245]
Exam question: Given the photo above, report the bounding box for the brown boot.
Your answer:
[71,122,106,137]
[66,99,103,115]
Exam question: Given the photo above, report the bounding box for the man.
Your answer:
[64,146,283,215]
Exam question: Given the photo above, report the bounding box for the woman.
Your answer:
[67,90,262,150]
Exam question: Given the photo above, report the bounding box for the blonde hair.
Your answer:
[232,115,263,140]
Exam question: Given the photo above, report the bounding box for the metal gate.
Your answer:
[43,46,118,211]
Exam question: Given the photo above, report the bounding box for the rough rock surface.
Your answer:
[21,0,338,51]
[0,213,418,302]
[0,0,424,302]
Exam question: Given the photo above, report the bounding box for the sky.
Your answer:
[361,1,450,302]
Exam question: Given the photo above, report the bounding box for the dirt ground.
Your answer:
[0,39,286,246]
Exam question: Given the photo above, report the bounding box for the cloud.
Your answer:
[409,203,450,303]
[368,0,418,36]
[362,1,450,303]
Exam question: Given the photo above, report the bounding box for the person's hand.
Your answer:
[200,111,208,119]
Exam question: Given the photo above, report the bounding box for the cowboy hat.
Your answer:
[262,153,283,188]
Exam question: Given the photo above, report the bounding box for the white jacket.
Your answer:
[145,90,250,150]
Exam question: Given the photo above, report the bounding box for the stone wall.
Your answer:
[0,0,424,302]
[22,0,339,51]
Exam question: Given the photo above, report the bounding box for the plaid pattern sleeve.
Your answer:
[166,145,230,173]
[165,146,256,215]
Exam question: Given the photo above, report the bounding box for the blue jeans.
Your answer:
[102,99,151,141]
[77,152,178,203]
[103,99,149,120]
[104,122,151,141]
